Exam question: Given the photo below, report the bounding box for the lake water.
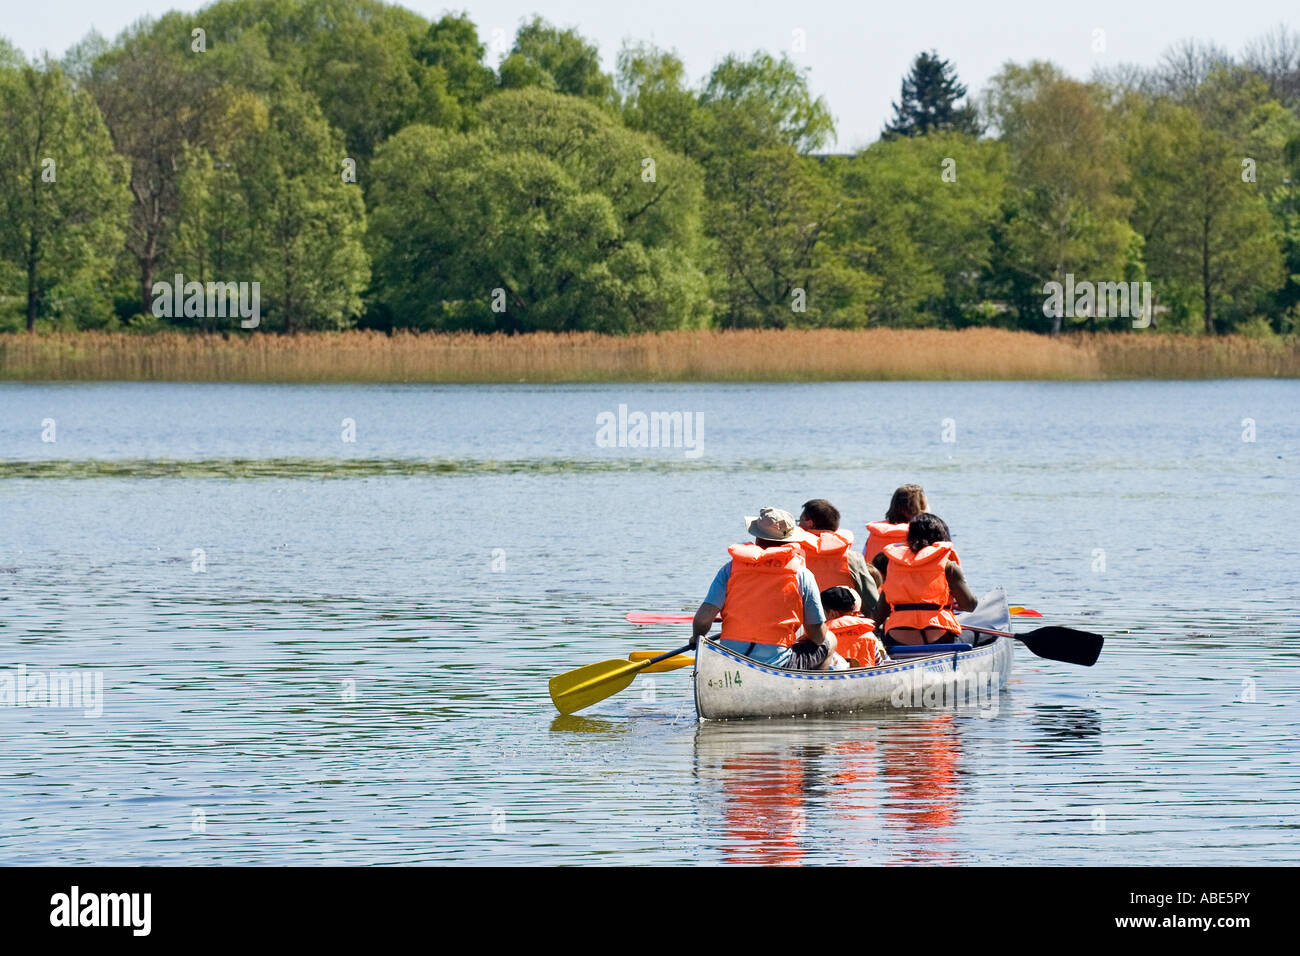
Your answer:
[0,380,1297,865]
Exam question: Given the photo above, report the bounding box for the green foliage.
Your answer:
[415,13,496,113]
[499,17,616,107]
[700,52,835,154]
[368,89,708,333]
[171,79,369,331]
[838,133,1006,325]
[883,51,982,139]
[988,64,1135,332]
[703,146,862,327]
[617,42,703,158]
[1125,91,1286,333]
[196,0,477,158]
[0,36,23,70]
[83,14,214,315]
[6,5,1300,338]
[0,57,130,330]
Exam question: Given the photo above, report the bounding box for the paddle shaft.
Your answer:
[648,643,695,665]
[962,624,1016,638]
[961,623,1104,667]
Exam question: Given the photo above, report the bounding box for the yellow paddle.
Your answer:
[627,651,695,672]
[549,643,694,716]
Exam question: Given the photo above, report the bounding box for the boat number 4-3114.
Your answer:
[707,671,743,690]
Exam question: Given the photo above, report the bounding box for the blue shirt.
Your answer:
[704,559,825,665]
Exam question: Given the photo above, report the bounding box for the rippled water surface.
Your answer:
[1,380,1297,864]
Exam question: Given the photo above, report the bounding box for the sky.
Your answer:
[6,1,1297,149]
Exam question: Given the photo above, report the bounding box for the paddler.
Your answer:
[864,484,930,576]
[875,512,978,647]
[691,507,836,671]
[796,498,880,609]
[821,586,888,667]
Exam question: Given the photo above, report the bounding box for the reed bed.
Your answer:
[1,328,1296,382]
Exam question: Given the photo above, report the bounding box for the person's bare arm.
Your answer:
[691,602,721,648]
[945,562,979,612]
[804,619,828,645]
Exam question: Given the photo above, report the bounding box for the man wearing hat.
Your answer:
[690,507,835,670]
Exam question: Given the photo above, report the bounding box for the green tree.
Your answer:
[883,51,982,139]
[197,0,475,159]
[1128,97,1284,333]
[238,81,369,331]
[415,12,496,113]
[699,52,834,154]
[1274,134,1300,329]
[837,133,1006,325]
[0,36,21,69]
[986,63,1135,333]
[692,52,849,325]
[170,86,265,328]
[498,17,616,106]
[617,42,703,158]
[0,57,130,330]
[705,147,868,327]
[368,89,708,333]
[84,15,214,316]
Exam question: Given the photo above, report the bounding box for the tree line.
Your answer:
[1,1,1298,337]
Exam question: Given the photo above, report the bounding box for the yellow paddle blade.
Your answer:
[549,657,649,715]
[627,652,695,673]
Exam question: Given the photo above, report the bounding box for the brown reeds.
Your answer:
[0,328,1296,382]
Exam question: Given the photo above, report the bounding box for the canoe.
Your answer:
[693,589,1015,720]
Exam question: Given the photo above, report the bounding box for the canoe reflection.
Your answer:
[880,716,961,858]
[694,714,965,865]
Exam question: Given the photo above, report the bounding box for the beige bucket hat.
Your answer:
[745,507,798,542]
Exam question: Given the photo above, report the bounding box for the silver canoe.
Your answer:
[693,589,1015,720]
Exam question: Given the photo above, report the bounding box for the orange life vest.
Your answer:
[720,543,806,647]
[880,541,962,635]
[827,614,881,666]
[864,521,909,563]
[797,529,856,591]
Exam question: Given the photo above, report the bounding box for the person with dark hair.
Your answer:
[875,512,978,647]
[864,484,929,568]
[796,499,880,610]
[820,586,887,667]
[691,507,836,671]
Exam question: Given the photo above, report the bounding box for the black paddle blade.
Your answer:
[1018,626,1104,667]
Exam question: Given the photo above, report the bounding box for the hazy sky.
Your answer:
[7,1,1297,148]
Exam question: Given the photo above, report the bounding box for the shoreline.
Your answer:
[1,328,1297,382]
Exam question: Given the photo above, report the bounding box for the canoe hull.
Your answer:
[693,590,1015,720]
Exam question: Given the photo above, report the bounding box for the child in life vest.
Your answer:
[820,586,888,668]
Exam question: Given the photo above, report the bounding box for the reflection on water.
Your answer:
[549,715,630,736]
[1029,705,1103,749]
[880,716,962,863]
[692,715,971,865]
[2,381,1298,864]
